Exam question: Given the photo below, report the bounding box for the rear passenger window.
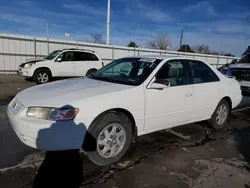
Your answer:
[74,52,91,61]
[188,60,219,84]
[89,54,99,61]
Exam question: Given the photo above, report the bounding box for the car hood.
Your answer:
[15,78,134,107]
[229,63,250,69]
[25,57,45,63]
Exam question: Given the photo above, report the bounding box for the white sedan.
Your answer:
[7,56,242,166]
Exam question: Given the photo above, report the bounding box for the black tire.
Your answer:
[86,69,97,76]
[33,69,52,84]
[207,99,230,130]
[83,111,132,166]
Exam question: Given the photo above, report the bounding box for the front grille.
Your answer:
[230,68,250,81]
[10,99,24,115]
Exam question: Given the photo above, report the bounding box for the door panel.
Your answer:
[187,60,221,120]
[144,60,194,131]
[145,85,194,131]
[192,82,220,120]
[52,52,76,77]
[74,52,100,76]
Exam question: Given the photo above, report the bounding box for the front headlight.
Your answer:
[24,62,36,68]
[26,107,79,121]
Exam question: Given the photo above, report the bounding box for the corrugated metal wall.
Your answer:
[0,33,239,74]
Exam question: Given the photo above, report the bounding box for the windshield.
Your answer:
[89,57,162,86]
[44,50,62,60]
[237,54,250,64]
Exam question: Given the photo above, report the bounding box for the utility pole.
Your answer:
[179,29,183,49]
[46,23,49,55]
[106,0,110,45]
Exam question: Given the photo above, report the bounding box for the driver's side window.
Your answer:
[155,61,186,87]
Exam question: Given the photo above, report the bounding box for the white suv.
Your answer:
[17,49,103,84]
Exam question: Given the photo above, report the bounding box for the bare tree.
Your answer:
[147,34,170,50]
[147,39,158,49]
[89,33,105,44]
[192,44,210,54]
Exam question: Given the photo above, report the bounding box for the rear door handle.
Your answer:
[185,93,193,97]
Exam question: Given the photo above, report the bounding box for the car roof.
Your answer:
[122,55,197,61]
[62,48,95,53]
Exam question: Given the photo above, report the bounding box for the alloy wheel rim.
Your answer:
[37,72,48,83]
[97,123,126,158]
[216,104,228,125]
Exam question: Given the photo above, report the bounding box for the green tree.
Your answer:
[128,41,138,48]
[178,44,195,53]
[242,46,250,56]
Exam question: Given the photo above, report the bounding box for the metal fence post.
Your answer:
[112,46,114,60]
[34,38,36,58]
[216,56,220,68]
[47,38,49,54]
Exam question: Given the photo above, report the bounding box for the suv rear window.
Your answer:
[89,54,99,61]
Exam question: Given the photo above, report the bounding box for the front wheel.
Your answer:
[207,99,230,130]
[33,69,51,84]
[84,111,132,166]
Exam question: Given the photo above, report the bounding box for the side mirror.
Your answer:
[149,79,170,90]
[56,58,62,62]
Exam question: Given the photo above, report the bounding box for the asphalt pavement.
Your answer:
[0,75,250,188]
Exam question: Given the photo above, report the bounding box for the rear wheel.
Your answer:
[33,69,52,84]
[207,99,230,130]
[86,69,97,76]
[84,111,132,166]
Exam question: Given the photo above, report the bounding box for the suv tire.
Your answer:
[86,69,97,76]
[33,69,52,84]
